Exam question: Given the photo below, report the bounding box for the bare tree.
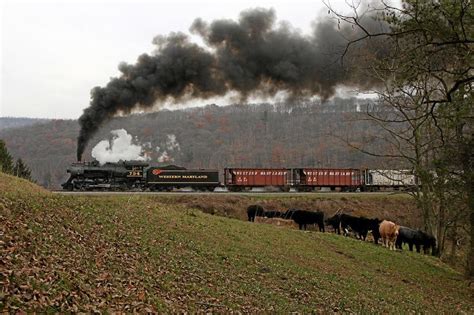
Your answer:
[326,0,473,275]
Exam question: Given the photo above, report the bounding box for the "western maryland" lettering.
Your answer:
[157,175,208,179]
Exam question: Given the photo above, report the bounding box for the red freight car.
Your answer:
[293,168,363,191]
[224,168,291,191]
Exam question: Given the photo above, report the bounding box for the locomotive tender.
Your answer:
[63,160,417,192]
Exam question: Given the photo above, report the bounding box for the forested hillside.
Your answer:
[0,117,50,130]
[0,99,391,188]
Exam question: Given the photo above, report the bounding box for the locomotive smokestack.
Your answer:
[76,8,388,160]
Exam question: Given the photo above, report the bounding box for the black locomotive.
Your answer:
[62,160,220,191]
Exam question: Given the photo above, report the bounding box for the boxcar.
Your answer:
[224,168,291,191]
[146,166,220,191]
[292,168,363,191]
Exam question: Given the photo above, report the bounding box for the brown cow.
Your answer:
[379,220,400,250]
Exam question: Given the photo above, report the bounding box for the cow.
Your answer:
[395,226,418,251]
[325,213,380,243]
[371,221,382,244]
[419,231,437,256]
[340,214,361,237]
[395,227,437,255]
[325,213,342,234]
[339,214,379,242]
[359,217,382,244]
[246,204,265,222]
[379,220,400,250]
[292,210,325,232]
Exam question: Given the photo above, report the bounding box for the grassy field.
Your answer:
[1,173,472,312]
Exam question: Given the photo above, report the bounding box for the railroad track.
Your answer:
[51,190,401,197]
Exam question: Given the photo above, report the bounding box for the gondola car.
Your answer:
[224,168,291,192]
[292,168,364,191]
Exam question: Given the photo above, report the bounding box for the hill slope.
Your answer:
[1,173,472,312]
[0,100,387,188]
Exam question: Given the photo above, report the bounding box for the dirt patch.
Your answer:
[254,216,298,228]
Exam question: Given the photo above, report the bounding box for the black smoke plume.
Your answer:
[77,8,388,160]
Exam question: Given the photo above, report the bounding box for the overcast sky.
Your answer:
[1,0,353,119]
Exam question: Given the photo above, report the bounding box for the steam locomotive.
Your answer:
[62,160,417,192]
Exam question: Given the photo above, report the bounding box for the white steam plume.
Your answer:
[165,134,181,151]
[155,134,180,163]
[157,151,172,163]
[92,129,149,164]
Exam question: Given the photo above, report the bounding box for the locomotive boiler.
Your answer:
[62,160,149,191]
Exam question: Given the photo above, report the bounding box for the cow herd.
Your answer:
[246,205,437,256]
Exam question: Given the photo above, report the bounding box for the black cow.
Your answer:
[325,213,342,234]
[395,226,418,251]
[396,227,437,255]
[340,214,380,243]
[247,204,265,222]
[420,231,437,256]
[340,214,367,239]
[292,210,325,232]
[371,220,382,244]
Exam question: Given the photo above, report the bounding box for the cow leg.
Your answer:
[415,244,421,253]
[299,223,303,230]
[395,239,401,250]
[319,223,325,232]
[343,227,349,237]
[374,236,379,245]
[390,240,395,250]
[408,242,413,251]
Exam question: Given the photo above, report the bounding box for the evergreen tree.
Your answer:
[0,140,14,174]
[13,158,32,181]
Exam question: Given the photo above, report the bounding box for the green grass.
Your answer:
[1,173,472,312]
